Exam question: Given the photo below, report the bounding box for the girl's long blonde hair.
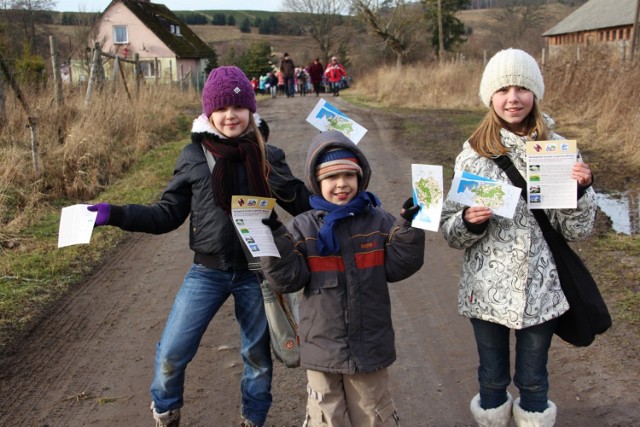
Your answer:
[469,100,550,158]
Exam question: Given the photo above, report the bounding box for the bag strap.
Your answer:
[202,143,216,172]
[492,155,558,241]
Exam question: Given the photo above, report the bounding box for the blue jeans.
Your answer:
[470,317,558,413]
[150,264,273,425]
[284,76,295,97]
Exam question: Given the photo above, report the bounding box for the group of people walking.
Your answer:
[87,47,596,427]
[252,53,349,100]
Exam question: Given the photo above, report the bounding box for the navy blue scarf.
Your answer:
[309,191,381,255]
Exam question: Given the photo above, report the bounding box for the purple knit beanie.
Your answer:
[202,66,256,117]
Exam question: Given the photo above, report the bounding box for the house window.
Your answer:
[139,60,158,78]
[170,24,181,35]
[113,25,128,44]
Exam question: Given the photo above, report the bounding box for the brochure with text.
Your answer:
[231,195,280,257]
[526,140,577,209]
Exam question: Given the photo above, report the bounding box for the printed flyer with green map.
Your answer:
[410,164,444,232]
[446,171,521,219]
[306,99,367,144]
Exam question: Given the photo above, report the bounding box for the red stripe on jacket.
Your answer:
[355,250,385,269]
[308,256,345,272]
[307,250,385,272]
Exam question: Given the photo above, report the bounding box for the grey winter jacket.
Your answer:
[440,120,597,329]
[107,115,311,270]
[261,131,425,374]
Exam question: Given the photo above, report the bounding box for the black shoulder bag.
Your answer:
[493,155,611,347]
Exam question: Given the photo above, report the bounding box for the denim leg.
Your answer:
[514,318,557,412]
[470,318,511,410]
[233,272,273,426]
[150,264,232,413]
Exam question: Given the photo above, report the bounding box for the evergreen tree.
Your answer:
[235,42,273,79]
[239,18,252,34]
[422,0,470,54]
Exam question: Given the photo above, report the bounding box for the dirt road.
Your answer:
[1,95,638,426]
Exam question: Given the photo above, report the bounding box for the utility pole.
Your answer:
[437,0,444,63]
[632,0,640,62]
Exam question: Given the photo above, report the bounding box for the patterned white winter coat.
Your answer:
[440,121,597,329]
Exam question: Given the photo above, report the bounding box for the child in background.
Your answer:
[261,130,425,426]
[88,66,311,427]
[324,56,346,96]
[440,49,596,427]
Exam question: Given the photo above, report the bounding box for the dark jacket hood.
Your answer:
[304,130,371,195]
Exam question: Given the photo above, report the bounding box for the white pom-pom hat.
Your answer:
[479,48,544,108]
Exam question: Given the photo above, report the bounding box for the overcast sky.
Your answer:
[52,0,283,13]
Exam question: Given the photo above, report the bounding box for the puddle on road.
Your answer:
[597,190,639,235]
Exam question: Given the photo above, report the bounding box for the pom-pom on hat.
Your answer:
[202,66,256,117]
[479,48,544,108]
[316,148,362,181]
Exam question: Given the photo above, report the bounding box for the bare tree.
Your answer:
[7,0,55,54]
[282,0,351,64]
[354,0,424,67]
[489,1,547,52]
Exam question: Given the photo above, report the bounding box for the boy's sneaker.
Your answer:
[150,402,181,427]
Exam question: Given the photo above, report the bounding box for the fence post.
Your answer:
[180,63,184,91]
[134,53,140,96]
[0,66,5,127]
[0,53,39,177]
[118,58,132,101]
[112,54,119,94]
[85,42,101,106]
[28,117,40,178]
[49,36,64,107]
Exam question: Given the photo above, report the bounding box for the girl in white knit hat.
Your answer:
[440,49,597,427]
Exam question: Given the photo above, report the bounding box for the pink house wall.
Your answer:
[96,3,174,59]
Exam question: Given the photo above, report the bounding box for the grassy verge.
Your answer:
[0,136,189,350]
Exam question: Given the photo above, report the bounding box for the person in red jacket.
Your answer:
[324,56,346,97]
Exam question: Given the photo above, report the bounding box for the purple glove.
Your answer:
[87,203,111,226]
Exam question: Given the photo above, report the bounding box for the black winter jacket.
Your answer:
[108,117,311,270]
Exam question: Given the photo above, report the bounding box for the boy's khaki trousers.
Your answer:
[303,368,400,427]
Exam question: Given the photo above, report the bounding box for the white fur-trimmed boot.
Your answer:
[470,392,513,427]
[513,398,557,427]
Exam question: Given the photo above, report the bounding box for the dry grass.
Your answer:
[352,52,640,190]
[0,77,198,231]
[354,61,484,110]
[544,52,640,174]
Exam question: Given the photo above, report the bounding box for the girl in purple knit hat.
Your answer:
[88,66,311,427]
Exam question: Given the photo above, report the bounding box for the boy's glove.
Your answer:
[400,197,420,222]
[262,210,282,231]
[87,203,111,226]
